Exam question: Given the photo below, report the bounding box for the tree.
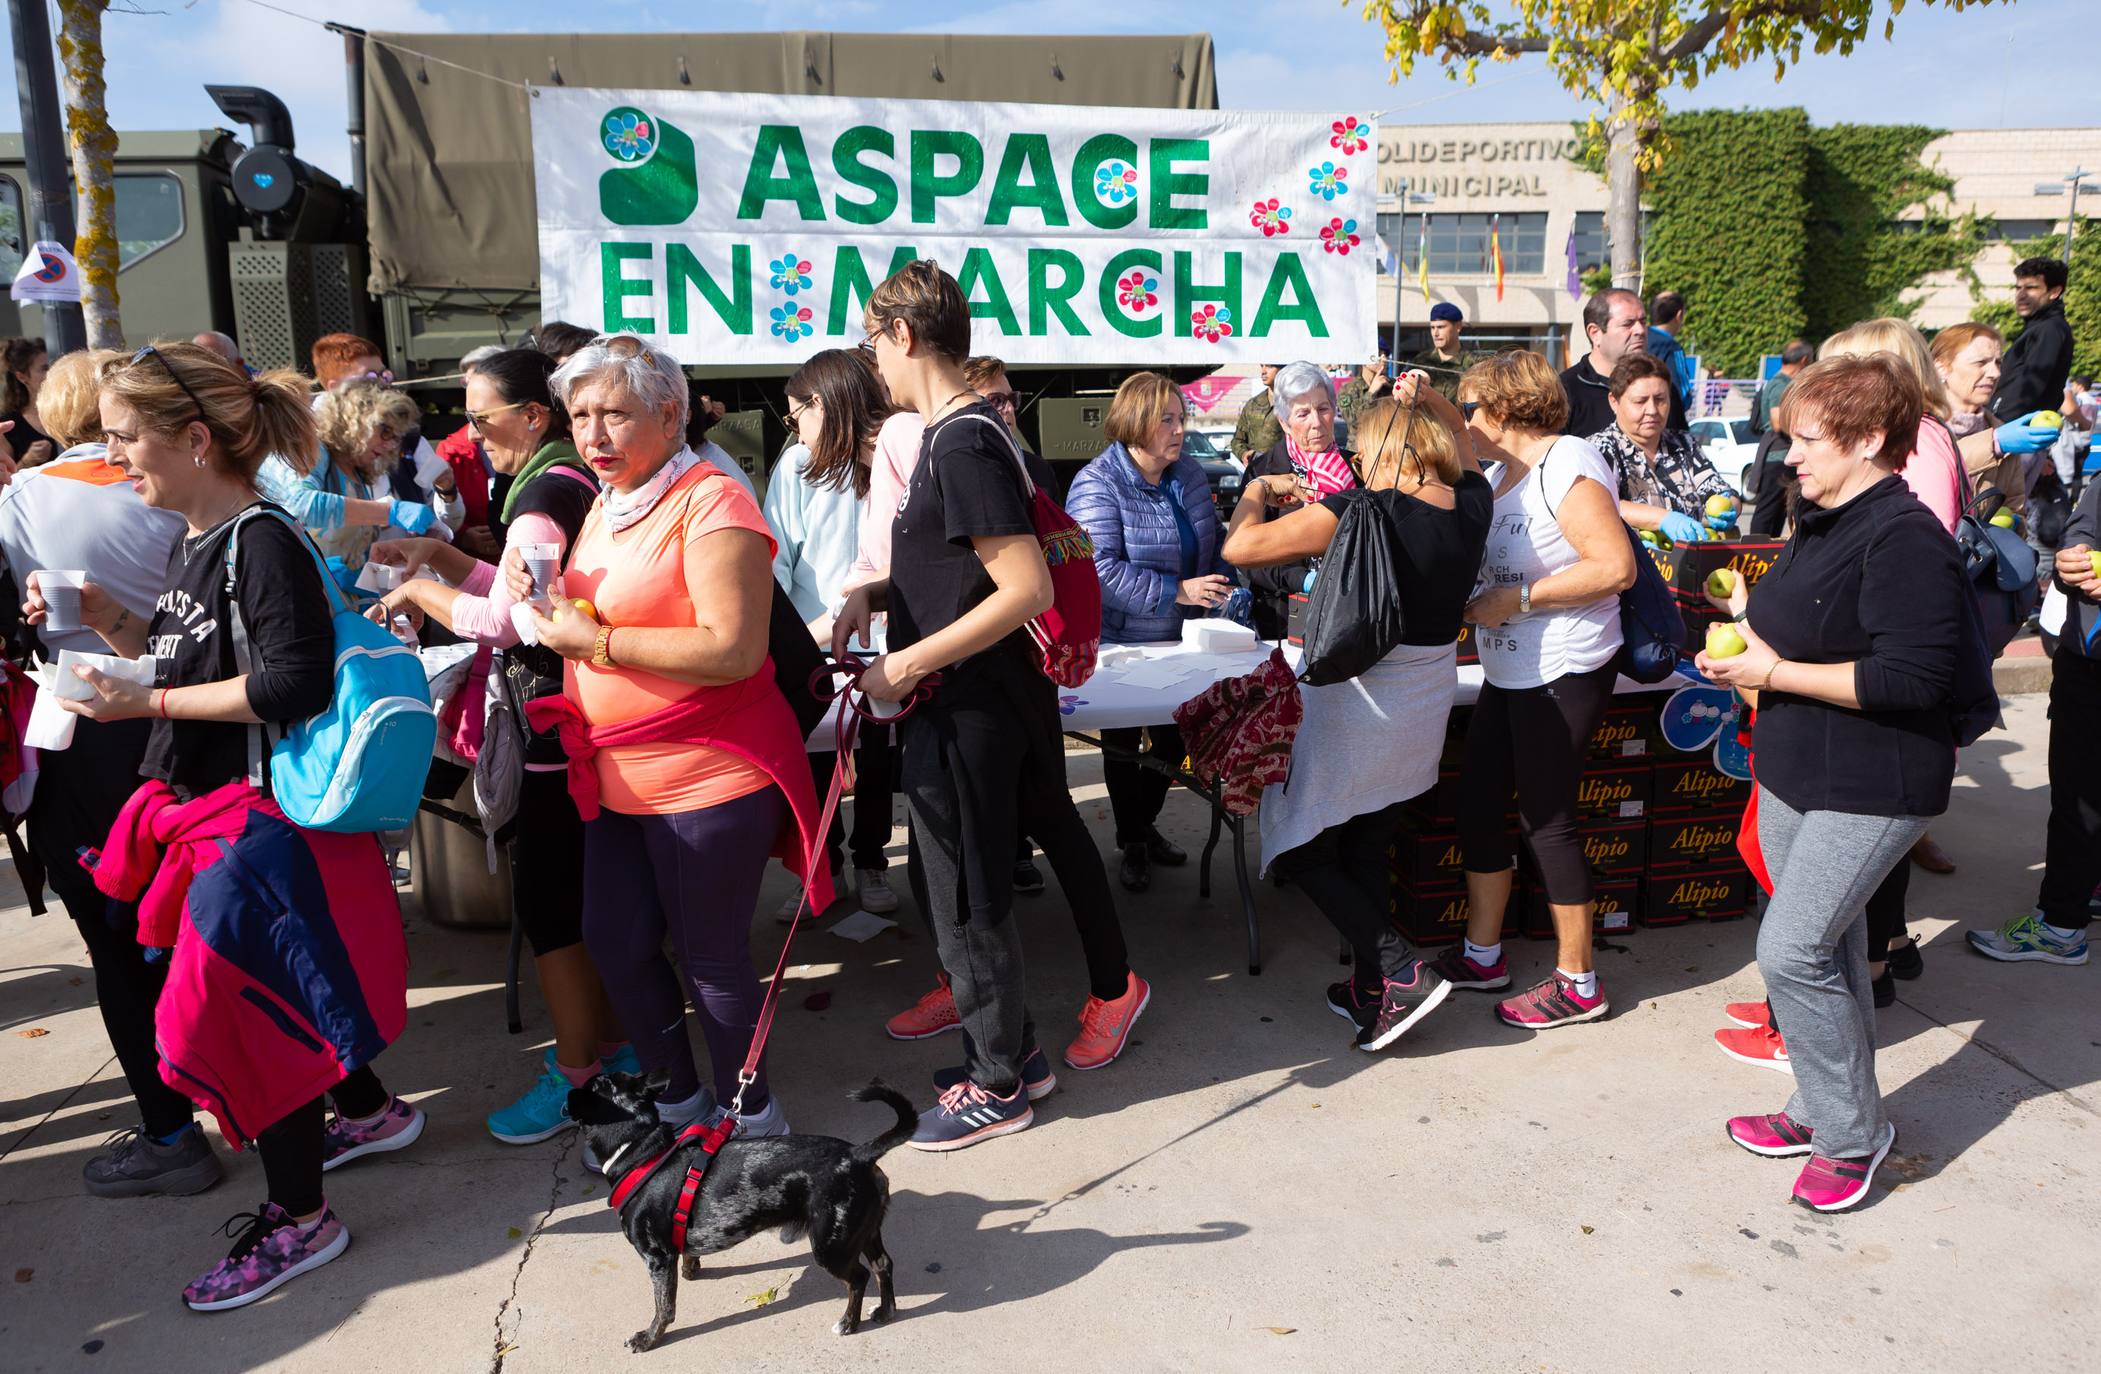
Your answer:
[54,0,120,347]
[1359,1,2006,291]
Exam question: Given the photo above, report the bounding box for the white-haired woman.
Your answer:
[1237,359,1358,639]
[508,335,832,1141]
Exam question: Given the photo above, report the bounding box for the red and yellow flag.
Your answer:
[1490,214,1505,302]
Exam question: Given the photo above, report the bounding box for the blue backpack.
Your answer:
[223,507,437,832]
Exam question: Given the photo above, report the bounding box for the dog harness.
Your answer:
[605,1116,739,1249]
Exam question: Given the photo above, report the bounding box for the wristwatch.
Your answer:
[1518,581,1532,615]
[591,624,617,668]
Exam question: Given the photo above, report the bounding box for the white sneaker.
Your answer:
[733,1097,791,1138]
[857,868,899,915]
[774,882,807,924]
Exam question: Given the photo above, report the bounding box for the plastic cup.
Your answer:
[520,542,560,605]
[36,570,86,632]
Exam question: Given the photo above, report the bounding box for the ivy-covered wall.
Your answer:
[1801,125,1982,341]
[1984,221,2101,381]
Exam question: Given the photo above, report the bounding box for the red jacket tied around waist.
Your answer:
[89,780,408,1147]
[525,667,835,911]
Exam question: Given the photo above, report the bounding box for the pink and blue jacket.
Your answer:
[89,780,408,1147]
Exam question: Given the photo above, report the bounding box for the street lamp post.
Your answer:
[2034,167,2097,269]
[1379,182,1435,383]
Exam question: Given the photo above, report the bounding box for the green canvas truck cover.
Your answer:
[363,30,1219,296]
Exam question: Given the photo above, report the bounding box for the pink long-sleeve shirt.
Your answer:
[1901,418,1967,536]
[842,411,927,590]
[445,510,569,646]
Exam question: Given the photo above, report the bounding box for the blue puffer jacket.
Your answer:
[1065,442,1229,644]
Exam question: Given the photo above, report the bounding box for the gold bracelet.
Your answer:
[1755,661,1782,694]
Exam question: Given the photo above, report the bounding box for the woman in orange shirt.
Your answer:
[521,336,830,1141]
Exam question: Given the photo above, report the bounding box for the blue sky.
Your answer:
[0,0,2087,181]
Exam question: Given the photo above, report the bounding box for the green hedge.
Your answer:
[1801,125,1982,340]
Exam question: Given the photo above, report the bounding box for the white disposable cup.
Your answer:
[520,542,560,604]
[54,649,156,702]
[368,561,405,592]
[37,570,86,632]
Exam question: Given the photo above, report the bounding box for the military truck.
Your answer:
[0,30,1221,474]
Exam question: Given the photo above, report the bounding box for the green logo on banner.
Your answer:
[598,107,698,227]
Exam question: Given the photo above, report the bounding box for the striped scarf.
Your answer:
[1286,434,1357,498]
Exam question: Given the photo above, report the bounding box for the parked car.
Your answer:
[1689,417,1758,492]
[1183,428,1245,521]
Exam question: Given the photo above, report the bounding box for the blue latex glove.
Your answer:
[1658,510,1705,545]
[1995,412,2061,455]
[1301,568,1318,593]
[389,499,437,535]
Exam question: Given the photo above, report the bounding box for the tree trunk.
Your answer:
[54,0,120,349]
[1606,90,1642,293]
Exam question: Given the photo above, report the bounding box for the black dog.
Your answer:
[568,1070,915,1350]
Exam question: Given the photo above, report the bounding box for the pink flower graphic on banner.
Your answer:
[1248,197,1293,237]
[1320,217,1361,255]
[768,254,814,296]
[1308,161,1348,201]
[1330,117,1370,155]
[1191,304,1234,344]
[1117,269,1159,313]
[769,303,814,342]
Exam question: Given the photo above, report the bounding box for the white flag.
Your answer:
[1376,235,1400,278]
[11,241,81,304]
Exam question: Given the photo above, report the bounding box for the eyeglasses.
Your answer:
[1460,401,1480,419]
[131,345,206,421]
[785,398,817,427]
[596,333,663,367]
[985,391,1018,413]
[466,400,527,426]
[359,367,396,384]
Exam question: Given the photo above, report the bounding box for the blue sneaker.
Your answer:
[603,1044,642,1077]
[487,1060,575,1145]
[933,1047,1057,1102]
[1966,914,2090,966]
[908,1078,1033,1152]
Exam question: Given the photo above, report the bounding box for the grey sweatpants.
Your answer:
[1755,787,1930,1158]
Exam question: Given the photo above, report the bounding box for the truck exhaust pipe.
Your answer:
[326,22,367,198]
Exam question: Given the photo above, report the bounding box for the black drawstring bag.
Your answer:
[1296,489,1408,686]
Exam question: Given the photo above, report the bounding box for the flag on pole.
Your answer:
[1565,225,1582,299]
[1377,232,1399,279]
[1490,214,1505,303]
[1416,214,1429,301]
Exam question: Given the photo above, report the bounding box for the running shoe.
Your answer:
[1494,972,1607,1029]
[1873,970,1896,1009]
[1722,1001,1773,1030]
[321,1096,425,1172]
[908,1079,1033,1152]
[182,1203,349,1312]
[1065,971,1151,1071]
[885,976,960,1040]
[1887,934,1925,981]
[1792,1124,1897,1213]
[1359,964,1451,1052]
[1714,1024,1793,1074]
[1425,945,1511,992]
[1725,1111,1816,1158]
[935,1046,1058,1102]
[82,1123,224,1198]
[855,868,900,915]
[486,1061,574,1145]
[1966,914,2090,965]
[1012,856,1045,893]
[1325,980,1380,1034]
[732,1096,791,1138]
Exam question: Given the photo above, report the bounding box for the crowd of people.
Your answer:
[0,249,2088,1312]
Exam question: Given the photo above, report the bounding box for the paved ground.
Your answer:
[1,691,2094,1372]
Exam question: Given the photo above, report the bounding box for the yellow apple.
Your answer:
[1990,509,2016,529]
[2090,550,2101,579]
[2032,409,2063,429]
[1705,493,1737,521]
[1705,622,1748,659]
[571,598,598,620]
[1705,568,1739,599]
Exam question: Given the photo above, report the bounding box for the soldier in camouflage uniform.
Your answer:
[1335,357,1391,430]
[1231,363,1283,462]
[1406,301,1479,404]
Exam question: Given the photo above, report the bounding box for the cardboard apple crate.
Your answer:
[1390,874,1524,946]
[1573,757,1655,823]
[1389,827,1467,889]
[1649,811,1743,867]
[1584,700,1661,764]
[1651,758,1750,816]
[1641,862,1751,925]
[1520,876,1639,939]
[1642,538,1787,653]
[1517,818,1648,882]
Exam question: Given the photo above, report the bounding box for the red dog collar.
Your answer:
[605,1116,738,1230]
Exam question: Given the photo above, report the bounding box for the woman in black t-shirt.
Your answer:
[1223,379,1491,1052]
[1,335,54,466]
[30,344,416,1313]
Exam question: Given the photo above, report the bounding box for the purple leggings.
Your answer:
[582,785,787,1113]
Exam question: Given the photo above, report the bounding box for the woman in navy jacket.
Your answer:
[1065,371,1231,891]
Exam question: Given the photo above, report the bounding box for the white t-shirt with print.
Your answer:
[1474,435,1624,689]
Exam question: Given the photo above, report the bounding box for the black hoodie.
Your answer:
[1991,297,2074,423]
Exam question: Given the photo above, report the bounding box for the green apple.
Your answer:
[1990,509,2017,529]
[2032,409,2063,429]
[2090,550,2101,579]
[1705,622,1748,659]
[1704,493,1737,521]
[1705,568,1739,599]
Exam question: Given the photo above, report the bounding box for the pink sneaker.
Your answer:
[1494,972,1607,1029]
[183,1203,349,1311]
[1425,945,1511,991]
[1722,1001,1772,1030]
[1714,1025,1793,1074]
[321,1096,424,1172]
[1725,1111,1816,1157]
[1792,1124,1897,1213]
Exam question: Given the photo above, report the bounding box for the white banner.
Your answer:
[529,89,1377,366]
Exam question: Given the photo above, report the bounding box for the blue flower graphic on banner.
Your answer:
[602,110,655,162]
[769,254,814,296]
[769,303,814,343]
[1095,160,1139,208]
[1307,161,1349,201]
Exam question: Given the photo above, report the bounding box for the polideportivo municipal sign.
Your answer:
[528,89,1378,366]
